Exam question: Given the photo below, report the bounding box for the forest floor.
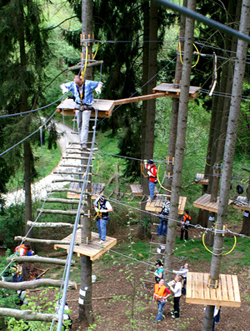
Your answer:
[39,225,250,331]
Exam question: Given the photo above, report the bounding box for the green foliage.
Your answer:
[0,205,25,247]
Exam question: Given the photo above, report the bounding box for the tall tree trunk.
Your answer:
[138,0,158,238]
[164,0,196,280]
[24,141,33,234]
[202,1,250,329]
[18,2,33,235]
[159,0,187,246]
[79,0,94,324]
[206,0,240,245]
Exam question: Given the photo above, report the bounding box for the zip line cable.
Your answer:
[0,109,58,157]
[0,93,68,118]
[154,0,250,44]
[56,108,99,331]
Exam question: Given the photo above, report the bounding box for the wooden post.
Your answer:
[115,164,120,200]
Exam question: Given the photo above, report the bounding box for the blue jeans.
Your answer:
[148,181,155,199]
[96,218,108,241]
[155,301,166,321]
[157,219,168,236]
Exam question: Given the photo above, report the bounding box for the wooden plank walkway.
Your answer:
[57,98,115,118]
[54,230,117,261]
[67,182,105,200]
[186,272,241,307]
[193,194,233,213]
[130,184,159,196]
[145,194,187,215]
[195,173,209,186]
[233,196,250,212]
[153,83,200,100]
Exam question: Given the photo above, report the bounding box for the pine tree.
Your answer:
[0,0,49,232]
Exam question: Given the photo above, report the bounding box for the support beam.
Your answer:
[27,220,83,228]
[0,279,77,291]
[6,256,75,265]
[14,236,80,245]
[37,209,86,215]
[113,92,166,105]
[62,156,95,160]
[53,179,90,184]
[41,198,87,205]
[0,308,58,322]
[51,188,90,195]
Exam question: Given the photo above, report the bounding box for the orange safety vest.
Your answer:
[15,244,27,256]
[154,284,168,301]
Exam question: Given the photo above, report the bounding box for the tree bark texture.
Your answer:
[164,0,196,280]
[165,0,187,192]
[0,279,76,290]
[6,256,75,265]
[202,1,250,330]
[79,255,94,324]
[0,308,57,322]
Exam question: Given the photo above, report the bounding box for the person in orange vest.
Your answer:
[14,242,34,256]
[180,210,191,241]
[144,159,158,202]
[153,279,171,322]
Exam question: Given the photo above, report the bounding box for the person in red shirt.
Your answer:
[153,279,171,322]
[144,159,157,201]
[180,210,191,240]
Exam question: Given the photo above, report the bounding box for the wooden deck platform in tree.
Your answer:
[195,173,209,186]
[186,272,241,307]
[233,196,250,212]
[193,194,234,213]
[145,195,187,215]
[57,98,115,118]
[57,83,201,118]
[153,83,201,100]
[130,184,159,196]
[54,230,117,261]
[67,182,105,200]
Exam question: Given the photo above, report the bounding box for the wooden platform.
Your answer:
[54,230,117,261]
[130,184,159,196]
[67,182,105,200]
[193,194,234,213]
[233,196,250,212]
[186,272,241,307]
[153,83,201,100]
[57,98,115,118]
[195,173,209,186]
[145,195,187,215]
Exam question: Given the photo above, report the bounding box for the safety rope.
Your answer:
[178,42,200,68]
[202,233,237,256]
[157,165,171,193]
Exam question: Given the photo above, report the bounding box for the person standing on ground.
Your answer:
[170,275,182,318]
[144,159,157,202]
[93,196,113,243]
[60,75,103,150]
[173,262,189,295]
[180,210,191,240]
[153,279,171,322]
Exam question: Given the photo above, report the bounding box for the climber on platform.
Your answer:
[144,159,158,202]
[60,75,103,150]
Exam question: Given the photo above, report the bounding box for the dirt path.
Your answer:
[3,121,79,207]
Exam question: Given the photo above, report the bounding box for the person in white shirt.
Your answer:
[93,196,113,243]
[170,275,182,318]
[173,262,189,295]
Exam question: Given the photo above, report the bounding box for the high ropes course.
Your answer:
[2,13,250,331]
